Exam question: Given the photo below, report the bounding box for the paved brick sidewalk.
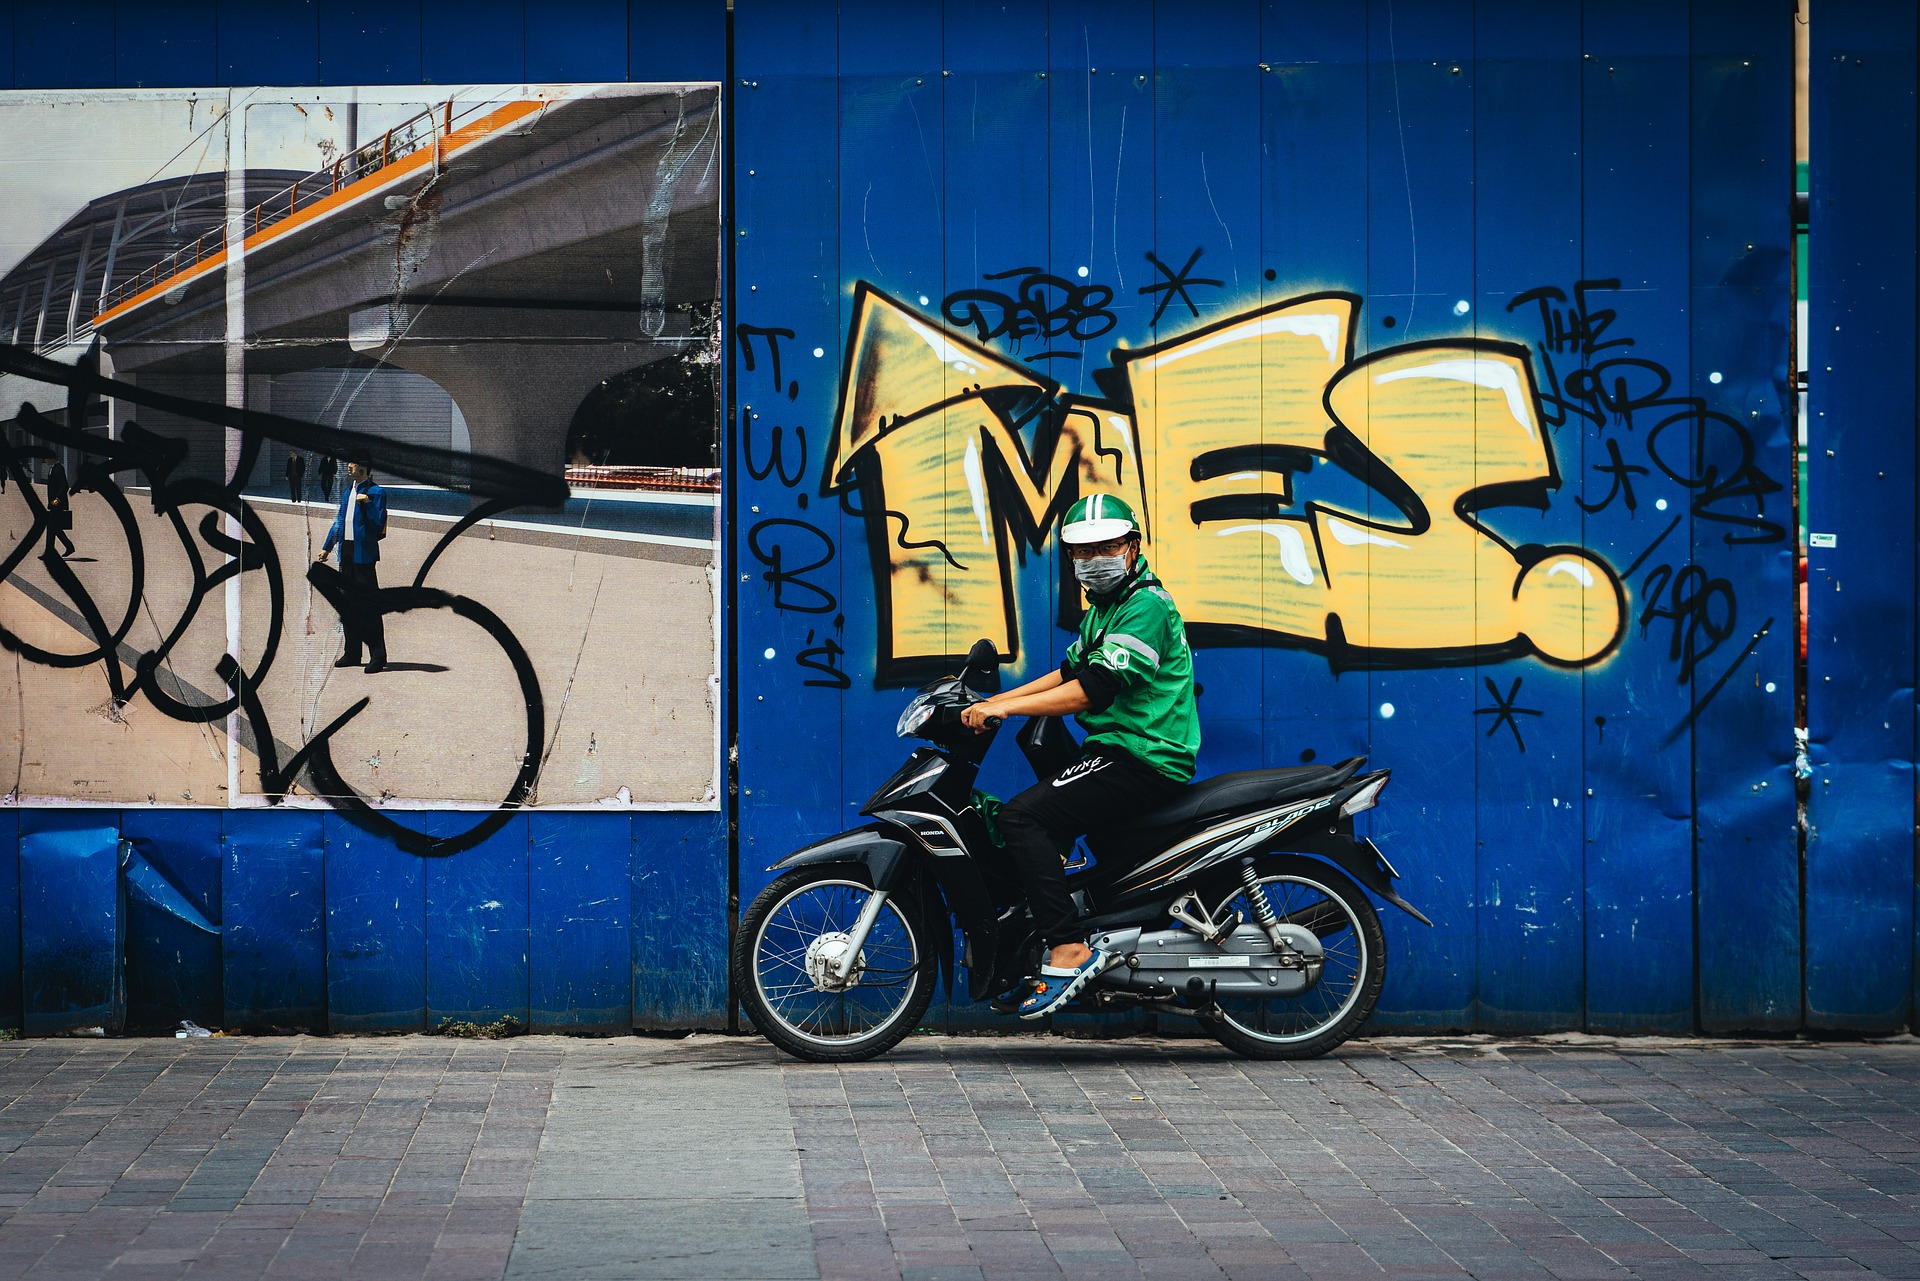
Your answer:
[0,1037,560,1279]
[6,1034,1920,1278]
[791,1036,1920,1280]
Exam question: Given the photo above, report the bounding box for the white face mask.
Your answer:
[1073,553,1131,596]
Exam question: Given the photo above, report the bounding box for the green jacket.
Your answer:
[1062,558,1201,783]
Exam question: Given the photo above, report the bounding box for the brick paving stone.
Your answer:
[12,1035,1920,1276]
[788,1037,1920,1280]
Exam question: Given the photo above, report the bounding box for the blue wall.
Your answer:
[3,0,1917,1037]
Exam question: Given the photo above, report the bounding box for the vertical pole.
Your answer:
[224,93,248,810]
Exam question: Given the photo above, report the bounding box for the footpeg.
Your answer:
[1168,893,1240,946]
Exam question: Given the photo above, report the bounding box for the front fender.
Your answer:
[770,825,911,892]
[771,827,954,997]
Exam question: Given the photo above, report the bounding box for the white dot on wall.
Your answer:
[1452,299,1470,316]
[918,295,930,306]
[1077,266,1089,278]
[813,347,825,358]
[763,647,776,660]
[1765,681,1777,693]
[1709,371,1723,384]
[1379,702,1396,720]
[1655,498,1668,511]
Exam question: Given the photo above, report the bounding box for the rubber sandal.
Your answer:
[1017,950,1116,1020]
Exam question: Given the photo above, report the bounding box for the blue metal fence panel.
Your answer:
[222,810,327,1031]
[318,0,423,85]
[629,0,726,84]
[525,0,628,83]
[1361,0,1480,1028]
[116,1,218,88]
[0,811,19,1030]
[732,0,843,920]
[632,811,729,1025]
[1471,0,1587,1031]
[529,812,632,1032]
[1687,0,1800,1033]
[425,812,530,1030]
[120,809,223,1033]
[323,814,427,1031]
[1578,0,1699,1033]
[1254,1,1376,1001]
[214,0,320,86]
[14,2,116,89]
[18,812,122,1035]
[421,0,525,84]
[1806,0,1919,1029]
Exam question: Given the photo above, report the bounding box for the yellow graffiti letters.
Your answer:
[824,284,1625,680]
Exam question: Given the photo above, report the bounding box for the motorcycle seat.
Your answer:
[1119,757,1365,832]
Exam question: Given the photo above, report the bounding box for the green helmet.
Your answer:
[1060,493,1139,545]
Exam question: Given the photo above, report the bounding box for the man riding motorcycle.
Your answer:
[960,494,1202,1018]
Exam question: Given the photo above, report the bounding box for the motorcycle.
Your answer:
[734,640,1429,1063]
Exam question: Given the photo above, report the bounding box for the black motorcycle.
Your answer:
[735,641,1429,1062]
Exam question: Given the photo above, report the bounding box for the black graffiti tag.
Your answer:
[0,340,558,857]
[942,266,1116,360]
[1509,279,1783,544]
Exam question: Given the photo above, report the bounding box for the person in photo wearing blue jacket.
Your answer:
[315,455,389,673]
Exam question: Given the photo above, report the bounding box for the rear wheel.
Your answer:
[735,867,935,1063]
[1195,856,1387,1060]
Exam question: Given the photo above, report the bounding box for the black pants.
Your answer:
[340,556,387,666]
[1000,746,1183,947]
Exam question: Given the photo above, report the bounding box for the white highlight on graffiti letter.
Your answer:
[1374,358,1535,441]
[962,437,993,548]
[1325,516,1407,549]
[1219,524,1315,586]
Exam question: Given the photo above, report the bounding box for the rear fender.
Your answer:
[1278,825,1432,926]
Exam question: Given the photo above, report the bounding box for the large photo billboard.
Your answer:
[0,84,722,850]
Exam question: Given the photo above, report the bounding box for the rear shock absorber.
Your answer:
[1240,857,1297,961]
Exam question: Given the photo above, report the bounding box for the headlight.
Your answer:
[896,692,936,737]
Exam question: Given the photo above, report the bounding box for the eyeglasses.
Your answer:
[1066,537,1132,561]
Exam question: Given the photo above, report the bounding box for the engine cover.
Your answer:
[1088,923,1323,997]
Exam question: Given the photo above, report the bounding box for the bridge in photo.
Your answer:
[1,85,720,496]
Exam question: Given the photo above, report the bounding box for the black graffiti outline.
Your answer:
[0,339,557,856]
[1475,676,1542,752]
[1575,436,1650,517]
[745,518,838,615]
[796,620,851,690]
[1508,279,1784,545]
[1639,562,1737,686]
[942,266,1117,360]
[734,324,798,400]
[1139,248,1224,325]
[742,407,807,489]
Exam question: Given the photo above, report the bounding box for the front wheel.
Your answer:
[1196,856,1387,1060]
[735,866,936,1063]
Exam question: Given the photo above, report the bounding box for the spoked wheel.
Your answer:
[735,867,935,1063]
[1196,856,1387,1060]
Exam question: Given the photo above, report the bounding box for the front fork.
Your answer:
[830,889,891,983]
